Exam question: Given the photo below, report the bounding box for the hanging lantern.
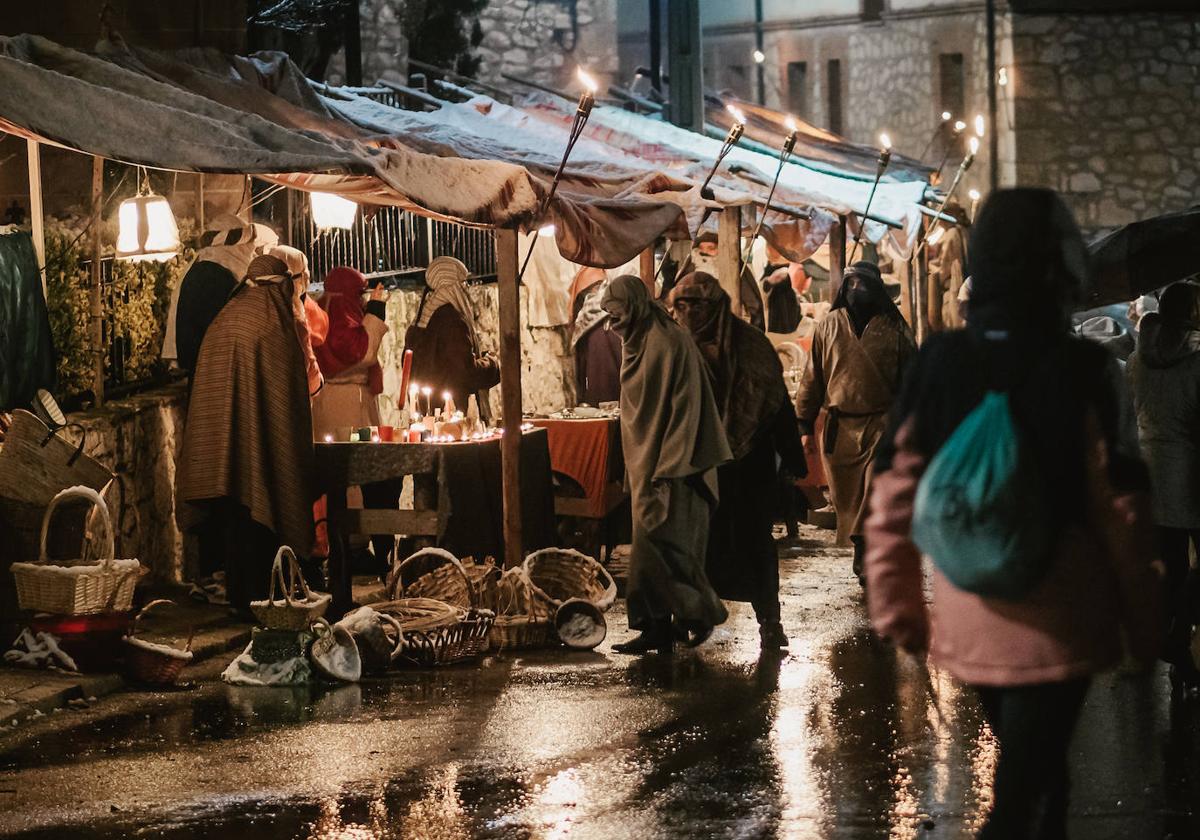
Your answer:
[115,170,180,262]
[310,191,358,230]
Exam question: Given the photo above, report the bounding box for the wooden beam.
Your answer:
[828,215,847,304]
[26,140,46,298]
[639,246,655,294]
[914,226,930,345]
[716,206,742,316]
[90,156,104,406]
[496,228,523,569]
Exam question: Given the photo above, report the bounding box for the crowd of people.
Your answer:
[160,187,1193,839]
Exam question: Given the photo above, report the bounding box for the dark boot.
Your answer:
[613,618,674,655]
[850,536,866,588]
[759,622,788,650]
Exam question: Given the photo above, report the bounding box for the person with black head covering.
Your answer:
[668,271,806,649]
[866,189,1162,840]
[1128,280,1200,686]
[794,260,916,583]
[601,275,731,654]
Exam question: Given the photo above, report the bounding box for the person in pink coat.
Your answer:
[865,189,1162,840]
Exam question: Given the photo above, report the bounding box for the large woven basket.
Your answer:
[389,548,477,609]
[523,548,617,621]
[250,547,331,631]
[11,486,143,615]
[489,567,556,651]
[374,597,494,667]
[122,599,193,685]
[461,556,502,613]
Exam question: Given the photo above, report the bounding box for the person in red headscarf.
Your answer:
[312,267,388,434]
[312,267,397,573]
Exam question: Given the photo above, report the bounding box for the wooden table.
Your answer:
[314,429,555,616]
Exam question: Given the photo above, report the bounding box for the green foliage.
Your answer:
[42,218,196,400]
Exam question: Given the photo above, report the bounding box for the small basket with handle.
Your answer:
[388,547,477,609]
[523,548,617,621]
[489,567,556,651]
[10,486,143,615]
[122,599,193,685]
[250,547,331,630]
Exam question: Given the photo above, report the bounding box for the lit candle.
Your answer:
[421,386,433,417]
[408,383,419,413]
[442,391,454,416]
[323,433,333,443]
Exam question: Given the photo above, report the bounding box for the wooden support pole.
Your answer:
[26,140,46,298]
[716,206,742,316]
[914,228,930,345]
[828,215,847,303]
[89,156,104,406]
[639,246,655,294]
[197,172,205,235]
[496,228,523,569]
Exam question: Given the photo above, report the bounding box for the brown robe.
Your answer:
[795,308,915,544]
[176,279,317,555]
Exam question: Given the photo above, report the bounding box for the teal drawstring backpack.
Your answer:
[911,391,1051,599]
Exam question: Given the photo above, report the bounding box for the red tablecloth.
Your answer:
[530,417,621,517]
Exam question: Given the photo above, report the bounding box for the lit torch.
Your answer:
[738,115,802,277]
[848,132,894,262]
[698,103,747,201]
[920,135,980,249]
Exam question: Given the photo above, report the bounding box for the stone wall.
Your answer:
[475,0,620,92]
[1009,13,1200,231]
[71,384,189,583]
[325,0,409,86]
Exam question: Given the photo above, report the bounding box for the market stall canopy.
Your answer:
[519,94,931,258]
[1084,205,1200,309]
[705,96,935,184]
[0,34,687,267]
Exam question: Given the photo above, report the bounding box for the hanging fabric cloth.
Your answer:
[0,227,55,410]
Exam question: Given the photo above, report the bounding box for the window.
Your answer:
[826,59,843,135]
[862,0,885,20]
[939,53,965,120]
[787,61,808,118]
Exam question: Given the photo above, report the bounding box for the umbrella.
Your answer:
[1083,205,1200,308]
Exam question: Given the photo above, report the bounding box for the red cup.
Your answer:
[378,425,395,442]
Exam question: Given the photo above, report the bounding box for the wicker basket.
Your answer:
[489,567,556,651]
[374,597,495,667]
[389,548,478,610]
[11,486,143,615]
[523,548,618,620]
[250,547,331,630]
[461,556,502,612]
[122,599,193,685]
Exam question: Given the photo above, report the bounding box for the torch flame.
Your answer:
[974,114,985,137]
[725,103,747,125]
[954,120,967,133]
[968,136,980,155]
[928,226,946,246]
[576,67,599,94]
[968,188,981,201]
[941,111,952,122]
[879,132,892,151]
[784,116,798,133]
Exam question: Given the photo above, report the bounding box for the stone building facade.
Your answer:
[620,0,1200,233]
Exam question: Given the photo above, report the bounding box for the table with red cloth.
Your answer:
[528,417,624,519]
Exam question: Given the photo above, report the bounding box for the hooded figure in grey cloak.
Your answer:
[601,275,731,653]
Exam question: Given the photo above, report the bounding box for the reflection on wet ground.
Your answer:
[0,529,1196,839]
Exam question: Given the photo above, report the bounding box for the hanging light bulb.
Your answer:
[115,168,180,262]
[752,49,766,64]
[310,191,358,230]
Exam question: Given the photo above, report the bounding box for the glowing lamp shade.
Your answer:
[310,191,358,230]
[115,194,180,262]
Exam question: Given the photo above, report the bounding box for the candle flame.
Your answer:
[576,67,599,94]
[974,114,985,137]
[421,386,432,396]
[941,111,952,122]
[968,136,980,155]
[968,188,981,201]
[879,132,892,150]
[784,116,798,132]
[954,120,967,133]
[725,103,747,125]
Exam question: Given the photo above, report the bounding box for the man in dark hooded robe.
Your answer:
[601,275,731,654]
[668,271,806,649]
[795,260,916,583]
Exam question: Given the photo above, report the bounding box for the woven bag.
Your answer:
[11,486,143,615]
[250,547,331,631]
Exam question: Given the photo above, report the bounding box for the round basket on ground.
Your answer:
[389,548,476,610]
[374,597,493,667]
[250,547,331,631]
[373,597,462,633]
[460,556,502,613]
[523,548,617,620]
[554,598,607,650]
[489,567,555,651]
[122,599,193,686]
[11,486,144,616]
